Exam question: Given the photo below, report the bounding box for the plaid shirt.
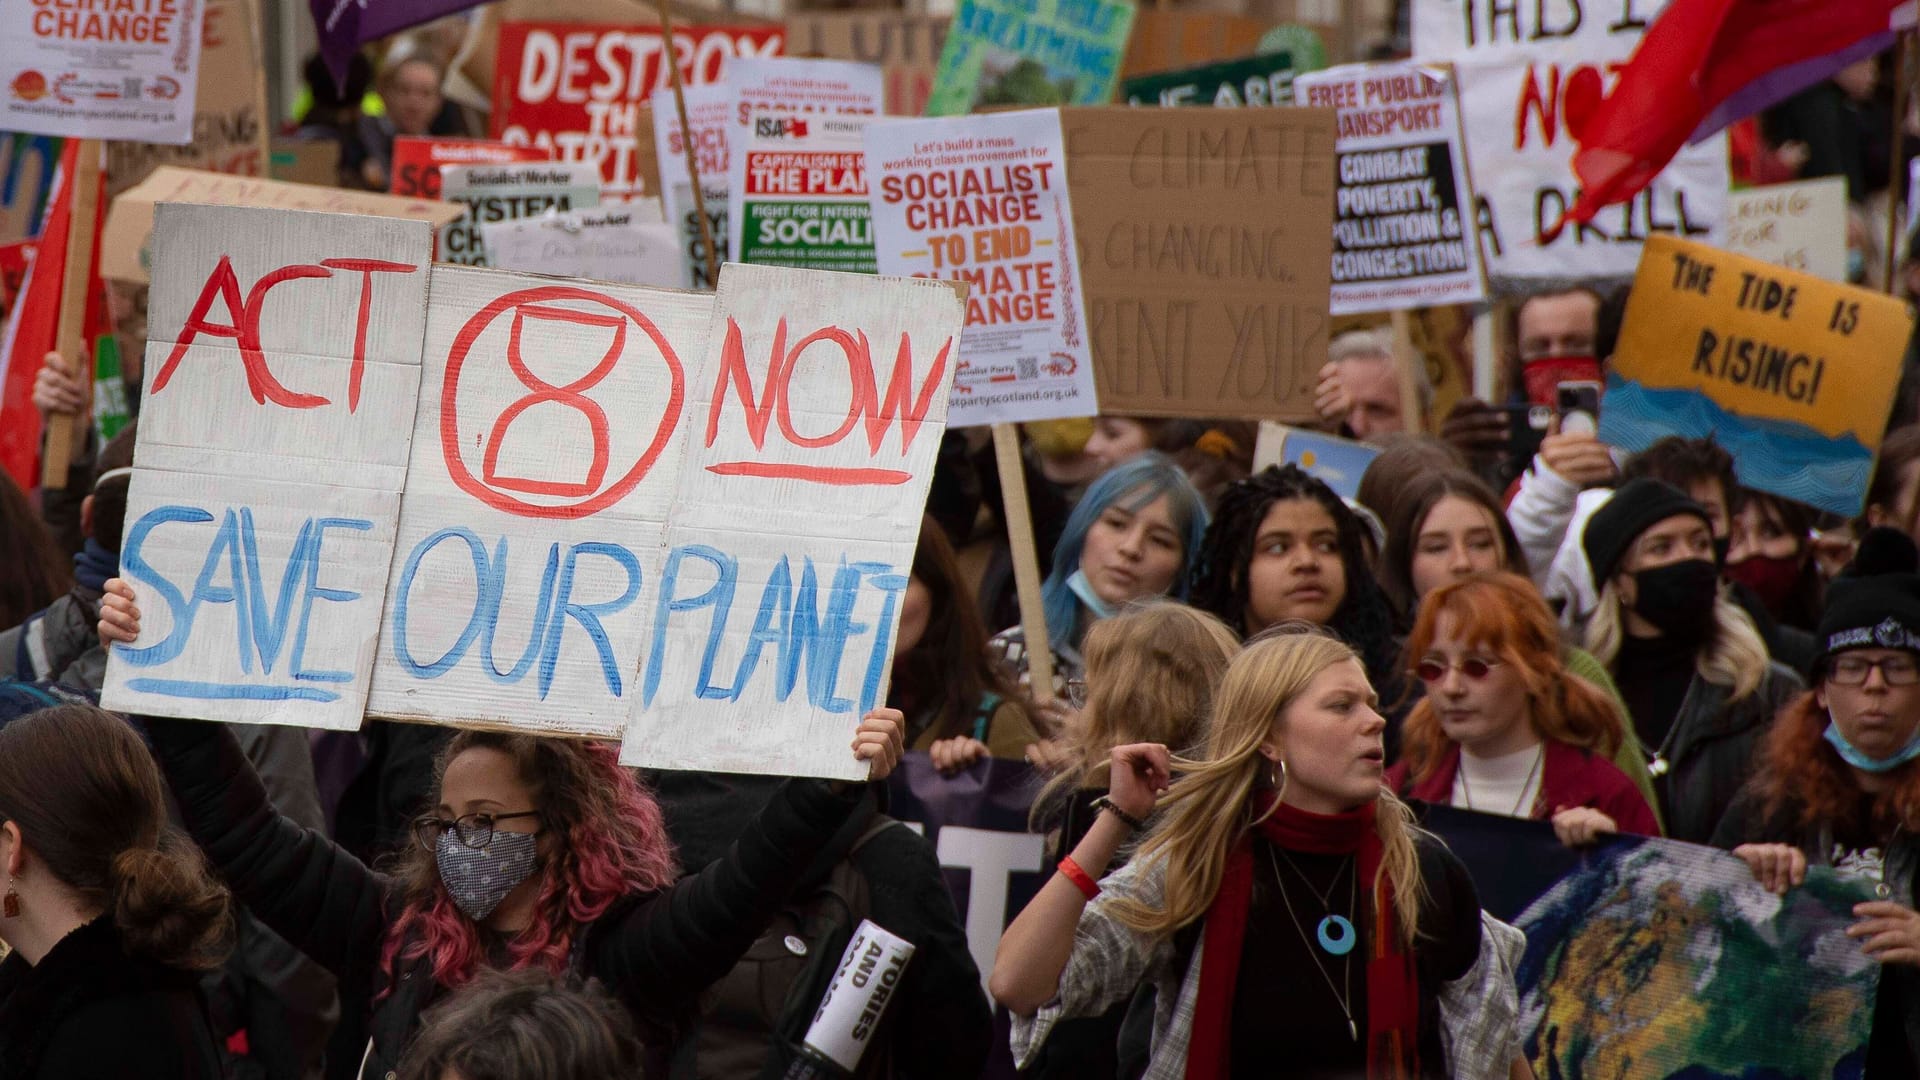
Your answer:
[1010,852,1525,1079]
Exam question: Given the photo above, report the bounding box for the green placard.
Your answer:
[925,0,1137,115]
[1122,52,1303,108]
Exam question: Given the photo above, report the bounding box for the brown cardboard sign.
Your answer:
[269,139,343,187]
[1061,106,1336,421]
[104,0,271,200]
[1120,11,1271,79]
[784,12,950,115]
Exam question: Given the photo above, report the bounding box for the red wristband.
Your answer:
[1058,855,1099,901]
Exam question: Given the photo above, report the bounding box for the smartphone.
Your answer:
[1557,381,1602,436]
[1502,403,1553,463]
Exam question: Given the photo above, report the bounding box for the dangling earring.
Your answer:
[1268,757,1288,794]
[3,881,19,919]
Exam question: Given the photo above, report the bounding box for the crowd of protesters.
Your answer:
[7,35,1920,1080]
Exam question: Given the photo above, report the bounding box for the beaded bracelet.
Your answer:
[1090,794,1147,832]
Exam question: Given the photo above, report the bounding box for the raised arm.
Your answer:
[101,580,396,986]
[990,742,1167,1015]
[586,709,904,1027]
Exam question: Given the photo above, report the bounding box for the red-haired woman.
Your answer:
[1387,572,1659,846]
[97,581,906,1080]
[1716,530,1920,1075]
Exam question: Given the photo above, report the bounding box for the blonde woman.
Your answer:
[1580,478,1802,843]
[991,627,1523,1080]
[1021,600,1238,1080]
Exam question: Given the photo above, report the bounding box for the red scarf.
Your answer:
[1182,794,1419,1080]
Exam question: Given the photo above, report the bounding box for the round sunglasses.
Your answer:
[1413,656,1501,684]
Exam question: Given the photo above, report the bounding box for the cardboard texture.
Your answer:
[101,204,435,729]
[866,109,1099,427]
[1119,11,1272,79]
[1,0,205,142]
[1295,61,1486,314]
[1123,53,1307,107]
[438,162,603,267]
[927,0,1138,115]
[389,137,551,198]
[483,207,687,288]
[1600,236,1913,516]
[270,139,343,187]
[730,112,877,275]
[490,22,786,200]
[1060,106,1336,421]
[783,12,951,115]
[1724,177,1850,284]
[100,167,465,283]
[1411,0,1727,288]
[624,262,964,778]
[104,0,270,201]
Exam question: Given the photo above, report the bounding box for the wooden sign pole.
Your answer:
[655,1,720,288]
[1389,308,1426,435]
[1885,30,1911,295]
[41,139,102,491]
[991,423,1056,704]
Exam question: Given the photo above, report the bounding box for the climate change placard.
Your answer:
[3,0,204,142]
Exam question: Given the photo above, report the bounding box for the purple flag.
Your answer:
[311,0,490,86]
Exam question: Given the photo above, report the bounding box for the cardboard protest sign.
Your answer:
[1060,106,1337,421]
[1123,54,1306,108]
[1295,61,1486,314]
[270,139,342,187]
[100,167,465,283]
[1252,422,1380,498]
[491,21,785,200]
[439,163,603,267]
[1,0,204,142]
[104,0,269,200]
[867,109,1099,427]
[1411,0,1727,287]
[1724,177,1849,283]
[1423,807,1875,1079]
[623,263,964,777]
[783,12,950,116]
[101,205,435,729]
[730,113,875,274]
[364,266,713,740]
[483,207,686,288]
[1600,236,1913,516]
[390,137,551,198]
[1119,11,1269,80]
[927,0,1137,115]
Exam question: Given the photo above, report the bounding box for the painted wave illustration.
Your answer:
[1598,375,1874,516]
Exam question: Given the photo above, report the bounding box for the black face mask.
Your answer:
[1632,559,1720,643]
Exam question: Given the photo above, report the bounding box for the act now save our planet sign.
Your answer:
[101,203,964,781]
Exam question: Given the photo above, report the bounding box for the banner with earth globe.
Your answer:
[1421,804,1877,1079]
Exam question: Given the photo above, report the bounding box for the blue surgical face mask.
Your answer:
[1067,569,1116,620]
[1824,721,1920,773]
[436,828,541,920]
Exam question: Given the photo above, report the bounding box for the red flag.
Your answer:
[1555,0,1912,236]
[0,140,106,493]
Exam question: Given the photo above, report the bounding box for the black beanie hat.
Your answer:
[1814,527,1920,675]
[1582,478,1713,587]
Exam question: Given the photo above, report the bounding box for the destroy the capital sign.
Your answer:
[102,204,965,781]
[492,22,784,200]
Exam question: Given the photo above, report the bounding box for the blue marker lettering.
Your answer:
[393,528,490,678]
[645,545,736,705]
[859,572,909,717]
[289,517,372,683]
[482,540,559,685]
[117,505,215,667]
[538,542,642,699]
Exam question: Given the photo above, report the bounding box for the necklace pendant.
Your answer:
[1316,914,1356,956]
[1649,755,1669,778]
[1348,1019,1358,1042]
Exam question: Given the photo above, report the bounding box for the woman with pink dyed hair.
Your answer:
[98,580,905,1080]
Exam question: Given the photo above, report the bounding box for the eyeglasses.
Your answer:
[412,810,542,852]
[1414,657,1501,684]
[1063,677,1088,710]
[1829,656,1920,686]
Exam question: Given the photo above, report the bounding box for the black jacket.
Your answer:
[652,771,992,1080]
[146,714,866,1080]
[0,916,224,1080]
[1653,664,1802,844]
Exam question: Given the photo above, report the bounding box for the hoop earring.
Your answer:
[1268,757,1288,795]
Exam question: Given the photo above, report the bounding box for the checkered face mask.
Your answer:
[436,828,541,921]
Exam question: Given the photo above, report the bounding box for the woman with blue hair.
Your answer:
[989,453,1210,718]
